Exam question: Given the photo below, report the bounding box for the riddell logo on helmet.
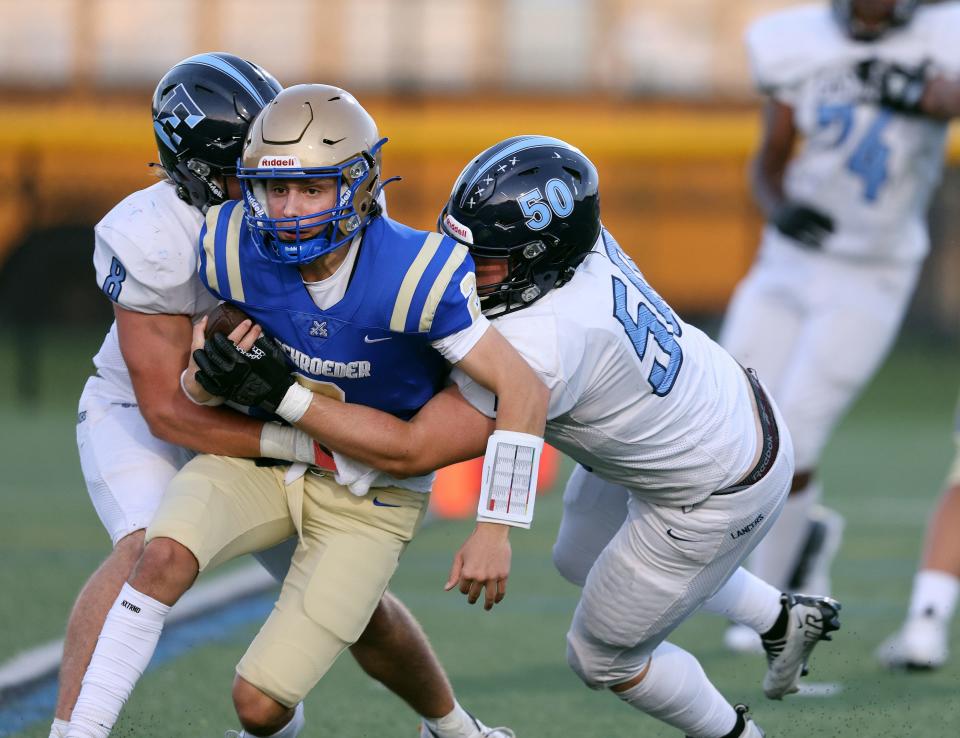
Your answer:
[259,156,301,168]
[443,213,474,244]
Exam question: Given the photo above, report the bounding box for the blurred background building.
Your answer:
[0,0,957,402]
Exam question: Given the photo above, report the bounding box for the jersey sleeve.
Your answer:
[385,232,481,339]
[744,6,834,106]
[425,248,484,341]
[449,309,581,421]
[431,314,490,364]
[93,219,202,315]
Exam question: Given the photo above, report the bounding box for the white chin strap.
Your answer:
[476,430,544,529]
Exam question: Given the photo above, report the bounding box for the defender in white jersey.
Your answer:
[62,56,515,738]
[719,0,960,651]
[235,137,844,738]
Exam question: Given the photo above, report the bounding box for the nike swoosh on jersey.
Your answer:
[372,496,402,508]
[666,528,696,543]
[364,335,392,343]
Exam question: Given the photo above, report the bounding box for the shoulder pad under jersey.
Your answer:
[745,4,845,96]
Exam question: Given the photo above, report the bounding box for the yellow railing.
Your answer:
[2,98,958,311]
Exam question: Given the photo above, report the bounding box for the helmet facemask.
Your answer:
[183,157,229,203]
[453,230,584,317]
[441,209,592,318]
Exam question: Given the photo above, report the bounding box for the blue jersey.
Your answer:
[198,201,481,419]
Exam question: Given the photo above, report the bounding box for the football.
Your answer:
[204,302,252,340]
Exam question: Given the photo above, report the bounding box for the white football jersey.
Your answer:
[452,232,759,507]
[90,181,217,402]
[746,2,960,262]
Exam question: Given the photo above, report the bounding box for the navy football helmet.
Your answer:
[831,0,920,41]
[152,53,282,211]
[439,135,600,316]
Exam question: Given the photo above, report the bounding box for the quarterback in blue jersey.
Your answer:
[65,84,542,738]
[196,164,477,421]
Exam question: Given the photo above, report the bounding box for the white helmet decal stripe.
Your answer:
[188,53,268,106]
[462,135,580,195]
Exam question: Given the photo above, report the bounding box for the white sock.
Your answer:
[613,642,737,738]
[49,718,70,738]
[422,700,483,738]
[66,583,170,738]
[909,569,960,622]
[703,567,783,634]
[746,481,820,591]
[238,702,305,738]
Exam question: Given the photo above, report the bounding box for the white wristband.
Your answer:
[260,422,316,464]
[477,430,543,529]
[275,383,314,424]
[180,369,224,407]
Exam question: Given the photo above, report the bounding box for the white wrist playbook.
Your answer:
[476,430,544,529]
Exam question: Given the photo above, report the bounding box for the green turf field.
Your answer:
[2,331,959,736]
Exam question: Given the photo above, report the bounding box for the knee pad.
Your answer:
[565,630,605,690]
[565,617,654,690]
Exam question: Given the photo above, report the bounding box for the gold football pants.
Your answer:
[146,454,428,706]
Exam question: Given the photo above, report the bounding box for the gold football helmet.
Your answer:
[238,83,385,263]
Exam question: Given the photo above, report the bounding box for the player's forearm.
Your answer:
[294,386,492,477]
[488,369,549,436]
[470,360,547,531]
[749,155,786,221]
[118,307,264,456]
[141,392,264,457]
[750,98,795,220]
[294,397,424,475]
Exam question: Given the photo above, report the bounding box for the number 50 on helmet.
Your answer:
[239,83,385,265]
[439,135,601,316]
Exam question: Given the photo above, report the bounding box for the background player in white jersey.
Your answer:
[719,0,960,652]
[200,136,843,738]
[67,85,545,738]
[63,55,515,738]
[877,385,960,669]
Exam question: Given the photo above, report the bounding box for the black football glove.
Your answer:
[856,58,928,115]
[772,202,835,249]
[193,333,295,413]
